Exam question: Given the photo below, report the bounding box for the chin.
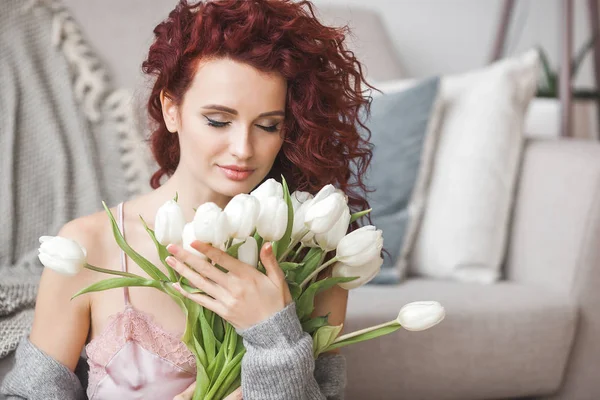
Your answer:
[213,177,256,197]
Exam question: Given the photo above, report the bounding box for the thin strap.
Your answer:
[117,202,130,306]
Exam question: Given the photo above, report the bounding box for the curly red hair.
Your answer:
[142,0,375,217]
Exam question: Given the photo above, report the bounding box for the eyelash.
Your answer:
[204,116,280,133]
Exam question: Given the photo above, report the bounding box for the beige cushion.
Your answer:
[343,278,577,400]
[407,50,540,284]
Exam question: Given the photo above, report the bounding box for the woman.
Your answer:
[2,0,373,399]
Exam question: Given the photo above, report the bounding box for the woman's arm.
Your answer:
[236,270,349,400]
[1,219,97,399]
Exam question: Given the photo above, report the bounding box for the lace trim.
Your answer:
[86,306,196,390]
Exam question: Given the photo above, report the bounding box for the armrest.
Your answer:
[506,137,600,398]
[506,137,600,295]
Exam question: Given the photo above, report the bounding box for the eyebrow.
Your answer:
[201,104,285,118]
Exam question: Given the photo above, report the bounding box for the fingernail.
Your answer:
[172,282,181,291]
[165,256,176,266]
[167,244,178,254]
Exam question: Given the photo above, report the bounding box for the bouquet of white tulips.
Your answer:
[38,176,445,400]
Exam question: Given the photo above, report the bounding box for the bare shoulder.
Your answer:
[29,208,116,371]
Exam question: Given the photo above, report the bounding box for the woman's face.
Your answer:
[161,57,286,198]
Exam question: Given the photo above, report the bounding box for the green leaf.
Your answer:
[192,334,211,397]
[312,323,344,358]
[295,248,325,284]
[296,276,357,320]
[199,307,217,364]
[350,208,372,224]
[225,240,245,259]
[212,314,225,344]
[274,175,294,260]
[279,261,304,271]
[102,201,168,281]
[139,215,178,282]
[323,324,402,353]
[287,281,302,301]
[207,345,227,381]
[84,264,144,279]
[71,277,161,299]
[205,350,245,400]
[301,313,330,334]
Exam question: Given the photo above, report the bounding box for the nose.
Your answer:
[229,125,254,160]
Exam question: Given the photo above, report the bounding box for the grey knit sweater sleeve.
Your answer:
[1,307,346,400]
[235,302,347,400]
[0,338,86,400]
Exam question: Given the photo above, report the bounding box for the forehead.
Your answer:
[184,57,287,112]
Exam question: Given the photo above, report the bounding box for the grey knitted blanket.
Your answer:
[0,0,152,359]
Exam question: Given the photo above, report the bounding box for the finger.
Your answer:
[224,387,243,400]
[173,381,196,400]
[260,242,285,282]
[173,282,229,317]
[166,256,224,299]
[167,244,229,286]
[191,241,245,274]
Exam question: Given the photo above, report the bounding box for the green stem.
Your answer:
[291,244,306,263]
[278,228,311,262]
[333,320,398,343]
[300,255,338,288]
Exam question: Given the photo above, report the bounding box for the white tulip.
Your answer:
[251,178,283,202]
[224,194,260,238]
[38,236,87,276]
[291,191,314,241]
[193,202,231,246]
[304,192,347,234]
[237,237,258,268]
[336,225,383,267]
[315,206,351,251]
[256,196,288,242]
[397,301,446,331]
[182,222,207,259]
[154,199,186,246]
[332,255,383,290]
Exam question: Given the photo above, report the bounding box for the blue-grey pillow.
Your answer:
[361,77,440,284]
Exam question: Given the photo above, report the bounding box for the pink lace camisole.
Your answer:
[85,202,196,399]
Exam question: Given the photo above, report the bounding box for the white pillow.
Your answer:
[405,50,540,284]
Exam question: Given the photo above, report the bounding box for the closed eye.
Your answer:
[256,123,280,133]
[204,116,231,128]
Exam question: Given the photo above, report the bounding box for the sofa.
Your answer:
[2,1,600,399]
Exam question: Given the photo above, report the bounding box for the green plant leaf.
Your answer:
[323,324,402,353]
[274,175,294,260]
[205,350,245,400]
[226,240,245,259]
[301,313,330,334]
[350,208,372,224]
[193,334,211,398]
[287,281,302,301]
[71,277,161,299]
[279,262,304,272]
[102,201,168,281]
[312,323,344,358]
[84,264,143,279]
[199,307,217,365]
[295,247,324,284]
[296,276,357,320]
[139,215,178,282]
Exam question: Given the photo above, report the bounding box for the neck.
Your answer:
[132,167,232,227]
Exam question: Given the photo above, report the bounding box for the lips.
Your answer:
[218,165,255,181]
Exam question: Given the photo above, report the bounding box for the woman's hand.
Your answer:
[166,240,293,331]
[173,382,243,400]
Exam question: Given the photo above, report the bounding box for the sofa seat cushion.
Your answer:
[342,278,578,400]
